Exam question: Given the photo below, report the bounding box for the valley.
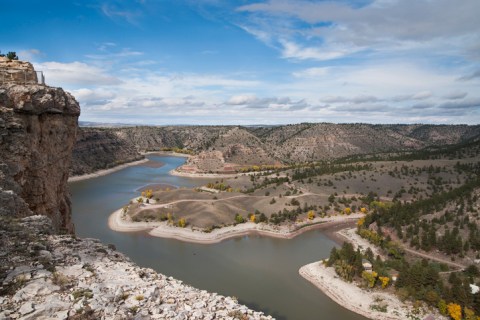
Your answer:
[71,123,480,177]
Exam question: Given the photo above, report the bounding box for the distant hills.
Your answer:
[71,123,480,176]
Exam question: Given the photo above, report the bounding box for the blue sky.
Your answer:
[2,0,480,125]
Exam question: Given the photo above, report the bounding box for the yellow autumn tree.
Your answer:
[378,276,390,288]
[357,217,365,227]
[344,207,352,215]
[360,207,367,214]
[307,210,315,220]
[145,189,153,199]
[447,303,462,320]
[361,270,378,288]
[250,214,256,222]
[178,217,186,228]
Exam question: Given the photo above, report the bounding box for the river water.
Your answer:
[70,155,367,320]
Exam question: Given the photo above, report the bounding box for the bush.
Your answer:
[234,214,245,224]
[0,51,18,60]
[178,218,186,228]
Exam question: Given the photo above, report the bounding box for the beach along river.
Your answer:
[70,155,367,320]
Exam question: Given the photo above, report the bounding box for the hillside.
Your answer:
[71,123,480,176]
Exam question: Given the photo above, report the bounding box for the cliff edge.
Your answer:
[0,62,80,232]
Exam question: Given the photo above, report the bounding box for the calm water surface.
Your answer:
[70,155,367,320]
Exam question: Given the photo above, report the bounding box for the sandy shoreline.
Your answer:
[108,208,363,244]
[68,158,149,182]
[169,169,244,179]
[299,262,444,320]
[146,151,190,158]
[169,168,274,179]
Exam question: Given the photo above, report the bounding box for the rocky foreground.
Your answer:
[0,215,273,320]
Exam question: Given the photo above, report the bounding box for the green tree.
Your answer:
[437,299,447,315]
[6,51,18,60]
[234,214,245,224]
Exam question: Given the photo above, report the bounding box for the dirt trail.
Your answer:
[402,246,465,271]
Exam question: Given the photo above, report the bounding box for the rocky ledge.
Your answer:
[0,215,273,320]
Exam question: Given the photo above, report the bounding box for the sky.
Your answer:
[2,0,480,125]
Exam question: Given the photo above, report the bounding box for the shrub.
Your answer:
[234,214,245,224]
[178,218,186,228]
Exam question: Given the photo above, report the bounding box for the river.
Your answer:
[70,154,367,320]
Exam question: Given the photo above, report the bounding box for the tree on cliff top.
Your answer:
[0,51,19,60]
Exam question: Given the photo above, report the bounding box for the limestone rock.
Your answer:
[0,216,274,320]
[0,57,38,85]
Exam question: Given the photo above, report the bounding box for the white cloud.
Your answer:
[292,67,330,78]
[70,88,115,103]
[437,98,480,110]
[280,40,351,61]
[19,49,42,61]
[411,91,432,100]
[320,95,379,104]
[237,0,480,62]
[85,48,143,60]
[34,61,122,87]
[32,41,479,125]
[227,95,258,105]
[443,91,468,100]
[224,95,308,110]
[101,3,143,25]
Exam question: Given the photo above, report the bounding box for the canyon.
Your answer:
[71,123,480,176]
[0,61,272,320]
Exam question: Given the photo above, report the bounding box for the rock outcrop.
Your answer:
[0,215,273,320]
[0,57,40,85]
[0,82,80,232]
[71,128,144,176]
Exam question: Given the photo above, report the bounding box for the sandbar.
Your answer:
[108,208,363,244]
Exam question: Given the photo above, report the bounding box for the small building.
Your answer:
[362,259,372,272]
[470,284,479,295]
[387,269,400,282]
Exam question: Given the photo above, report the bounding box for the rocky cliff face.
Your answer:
[0,83,80,232]
[71,128,144,176]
